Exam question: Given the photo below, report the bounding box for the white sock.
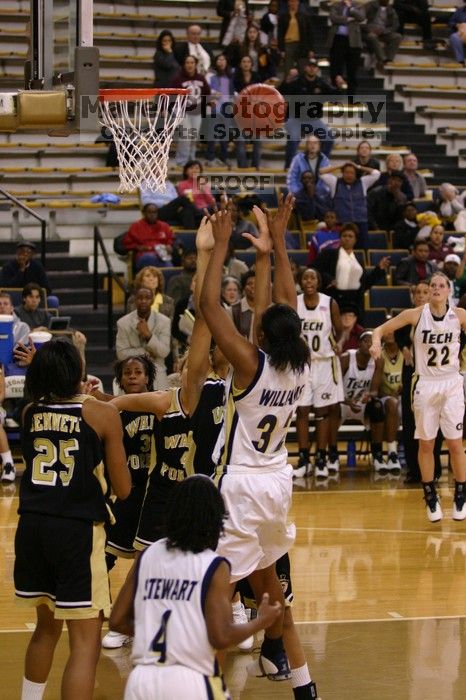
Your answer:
[21,678,47,700]
[387,441,397,455]
[291,663,312,688]
[1,451,12,465]
[231,600,242,613]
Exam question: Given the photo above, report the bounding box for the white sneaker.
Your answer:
[314,462,329,479]
[293,464,307,478]
[1,463,16,482]
[327,457,340,473]
[453,499,466,521]
[232,602,254,651]
[102,630,132,649]
[373,454,387,473]
[425,498,443,523]
[387,452,401,471]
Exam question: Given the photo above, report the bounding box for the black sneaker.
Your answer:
[258,647,291,681]
[1,462,15,482]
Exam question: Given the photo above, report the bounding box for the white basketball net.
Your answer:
[99,92,188,193]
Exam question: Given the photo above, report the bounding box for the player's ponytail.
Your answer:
[261,304,310,373]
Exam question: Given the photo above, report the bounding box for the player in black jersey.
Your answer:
[14,338,130,700]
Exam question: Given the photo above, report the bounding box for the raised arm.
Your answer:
[200,209,259,389]
[244,205,272,343]
[267,194,297,309]
[186,217,216,415]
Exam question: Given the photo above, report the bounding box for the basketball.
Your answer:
[233,83,286,138]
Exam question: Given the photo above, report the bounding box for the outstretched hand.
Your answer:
[265,193,295,242]
[369,339,382,360]
[196,216,215,252]
[205,205,233,245]
[242,205,273,255]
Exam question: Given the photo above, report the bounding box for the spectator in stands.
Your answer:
[294,171,332,221]
[277,0,314,74]
[232,55,262,168]
[174,25,212,75]
[123,204,174,270]
[394,0,433,49]
[327,0,366,94]
[336,301,365,352]
[403,153,427,199]
[115,287,171,390]
[166,248,197,304]
[223,239,249,279]
[14,282,50,330]
[375,153,414,200]
[353,140,381,170]
[392,202,420,248]
[217,0,250,46]
[427,224,453,267]
[367,171,408,232]
[448,3,466,66]
[128,267,175,321]
[443,253,463,305]
[306,210,341,264]
[177,161,216,217]
[171,56,212,165]
[362,0,402,71]
[153,30,180,88]
[0,242,51,295]
[0,359,15,480]
[227,269,255,340]
[171,275,196,356]
[287,135,331,194]
[239,23,278,79]
[221,275,242,306]
[205,53,234,166]
[435,183,466,230]
[0,293,30,346]
[311,222,390,313]
[220,0,249,66]
[395,239,438,285]
[260,0,279,45]
[140,181,198,229]
[279,59,339,166]
[228,200,260,251]
[320,162,381,249]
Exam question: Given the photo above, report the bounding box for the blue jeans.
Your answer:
[450,32,465,63]
[285,118,334,167]
[136,253,171,270]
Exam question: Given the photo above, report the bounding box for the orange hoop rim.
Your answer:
[99,88,189,102]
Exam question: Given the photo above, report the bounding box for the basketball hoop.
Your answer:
[99,88,189,193]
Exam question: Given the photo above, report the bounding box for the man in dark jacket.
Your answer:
[278,0,314,74]
[0,242,51,294]
[395,239,438,286]
[326,0,366,94]
[363,0,401,70]
[394,0,432,46]
[367,171,407,232]
[279,58,341,165]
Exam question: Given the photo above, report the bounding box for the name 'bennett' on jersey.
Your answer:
[30,412,81,434]
[421,331,454,344]
[259,385,305,407]
[142,577,198,602]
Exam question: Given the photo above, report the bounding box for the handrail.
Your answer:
[93,225,129,349]
[0,184,48,266]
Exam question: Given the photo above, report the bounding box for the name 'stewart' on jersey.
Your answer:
[142,577,198,602]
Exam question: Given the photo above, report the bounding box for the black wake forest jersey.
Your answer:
[188,372,226,476]
[149,387,190,490]
[19,396,108,522]
[120,410,154,487]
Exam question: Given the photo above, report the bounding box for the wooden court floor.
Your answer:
[2,466,466,699]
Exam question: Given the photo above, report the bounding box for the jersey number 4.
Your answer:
[150,610,172,663]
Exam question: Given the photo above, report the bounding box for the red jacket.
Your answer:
[123,219,174,261]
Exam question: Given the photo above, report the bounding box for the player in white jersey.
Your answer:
[109,475,282,700]
[295,268,343,478]
[201,198,310,682]
[378,331,404,471]
[371,272,466,522]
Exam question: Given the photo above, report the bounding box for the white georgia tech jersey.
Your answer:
[343,349,375,402]
[413,303,460,377]
[131,538,227,677]
[297,292,336,359]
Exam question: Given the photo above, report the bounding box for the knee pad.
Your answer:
[365,398,385,423]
